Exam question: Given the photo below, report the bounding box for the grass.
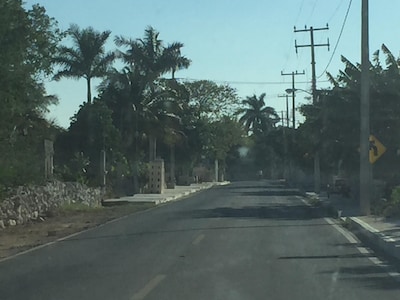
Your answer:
[50,201,155,219]
[305,194,321,207]
[0,201,156,259]
[59,202,102,212]
[341,217,352,229]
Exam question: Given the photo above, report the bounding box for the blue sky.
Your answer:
[23,0,400,128]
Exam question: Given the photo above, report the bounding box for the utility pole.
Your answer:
[295,25,330,103]
[281,70,305,128]
[360,0,371,215]
[294,25,329,194]
[278,110,289,181]
[278,94,290,127]
[278,95,290,182]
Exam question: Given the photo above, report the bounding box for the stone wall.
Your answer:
[0,181,104,229]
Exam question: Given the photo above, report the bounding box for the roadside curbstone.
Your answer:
[346,216,400,261]
[102,181,229,206]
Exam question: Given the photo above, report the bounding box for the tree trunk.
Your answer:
[220,163,225,182]
[168,144,176,188]
[214,159,219,182]
[149,135,157,162]
[87,77,92,104]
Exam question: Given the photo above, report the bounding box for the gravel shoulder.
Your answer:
[0,203,154,260]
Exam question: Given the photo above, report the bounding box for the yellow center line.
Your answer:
[131,274,166,300]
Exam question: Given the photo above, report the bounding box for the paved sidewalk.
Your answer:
[103,181,229,205]
[311,192,400,261]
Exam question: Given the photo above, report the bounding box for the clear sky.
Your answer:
[23,0,400,128]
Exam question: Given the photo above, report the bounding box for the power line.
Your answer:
[295,0,305,25]
[282,0,306,71]
[317,0,353,79]
[328,0,346,23]
[175,78,329,85]
[307,0,319,23]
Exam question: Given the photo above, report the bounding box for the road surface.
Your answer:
[1,181,399,299]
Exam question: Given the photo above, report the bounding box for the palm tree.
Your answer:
[239,93,279,135]
[115,26,190,79]
[54,24,115,104]
[114,26,190,161]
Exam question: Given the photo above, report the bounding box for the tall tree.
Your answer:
[0,0,62,185]
[239,93,279,135]
[115,26,191,83]
[113,26,190,161]
[54,24,114,104]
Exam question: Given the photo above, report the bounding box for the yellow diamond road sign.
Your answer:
[369,135,386,164]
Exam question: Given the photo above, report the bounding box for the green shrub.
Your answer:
[381,186,400,218]
[390,186,400,204]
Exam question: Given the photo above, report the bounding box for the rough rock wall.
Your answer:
[0,181,103,228]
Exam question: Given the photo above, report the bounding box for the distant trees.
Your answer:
[0,2,275,188]
[16,1,400,197]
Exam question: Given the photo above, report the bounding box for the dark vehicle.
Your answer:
[327,177,351,198]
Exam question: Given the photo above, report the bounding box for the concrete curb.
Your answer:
[103,181,230,206]
[346,216,400,260]
[303,192,400,262]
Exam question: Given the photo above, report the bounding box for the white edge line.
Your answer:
[324,217,400,280]
[297,195,400,279]
[324,217,359,244]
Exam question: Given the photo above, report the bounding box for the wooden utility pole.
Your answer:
[278,94,290,127]
[277,110,289,181]
[295,25,330,103]
[360,0,371,215]
[294,25,329,194]
[281,70,305,128]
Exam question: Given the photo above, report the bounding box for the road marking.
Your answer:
[324,217,400,280]
[192,234,205,245]
[132,274,166,300]
[324,217,358,244]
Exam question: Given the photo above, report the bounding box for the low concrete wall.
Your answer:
[0,181,103,228]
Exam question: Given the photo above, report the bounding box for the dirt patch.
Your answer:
[0,203,154,260]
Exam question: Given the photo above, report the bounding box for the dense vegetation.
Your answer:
[3,1,400,214]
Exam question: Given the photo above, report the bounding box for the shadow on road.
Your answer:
[59,222,334,243]
[239,190,303,196]
[189,204,333,220]
[279,253,375,260]
[319,265,400,290]
[216,182,302,197]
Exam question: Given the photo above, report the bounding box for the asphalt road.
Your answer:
[1,181,399,300]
